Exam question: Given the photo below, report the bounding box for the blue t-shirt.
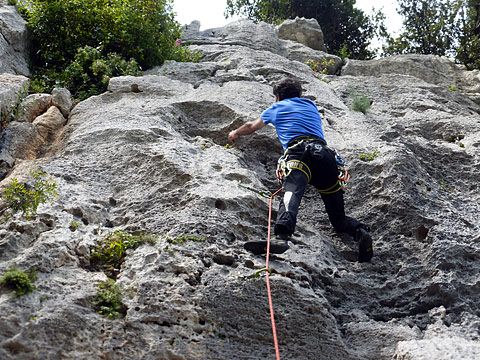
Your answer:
[261,97,325,151]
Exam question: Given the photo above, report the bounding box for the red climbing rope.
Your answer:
[265,187,283,360]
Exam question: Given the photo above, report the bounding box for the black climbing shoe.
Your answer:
[244,237,289,255]
[356,227,373,263]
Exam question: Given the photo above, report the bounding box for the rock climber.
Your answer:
[227,78,373,262]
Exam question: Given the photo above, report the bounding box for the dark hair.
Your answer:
[273,78,302,100]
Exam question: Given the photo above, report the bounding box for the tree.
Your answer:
[382,0,462,57]
[225,0,377,60]
[457,1,480,69]
[21,0,182,71]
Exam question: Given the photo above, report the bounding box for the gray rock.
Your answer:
[0,4,30,75]
[16,93,52,123]
[342,54,480,93]
[33,105,66,140]
[277,17,327,52]
[0,73,29,121]
[51,88,73,118]
[0,18,480,360]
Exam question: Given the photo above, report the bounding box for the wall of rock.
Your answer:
[0,17,479,360]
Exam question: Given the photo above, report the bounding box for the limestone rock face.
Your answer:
[0,3,29,75]
[32,106,66,140]
[16,94,53,123]
[277,17,327,52]
[0,73,29,121]
[0,18,480,360]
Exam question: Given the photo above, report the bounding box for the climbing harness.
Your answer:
[276,138,351,193]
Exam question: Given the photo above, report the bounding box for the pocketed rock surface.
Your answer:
[1,19,480,360]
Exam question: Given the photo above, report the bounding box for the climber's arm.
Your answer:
[228,117,265,143]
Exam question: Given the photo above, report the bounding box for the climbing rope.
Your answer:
[265,187,283,360]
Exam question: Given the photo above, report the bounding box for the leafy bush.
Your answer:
[1,170,58,220]
[19,0,201,98]
[90,230,157,279]
[20,0,182,71]
[92,278,126,319]
[61,46,141,100]
[0,268,37,296]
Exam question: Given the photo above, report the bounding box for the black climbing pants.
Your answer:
[274,139,361,238]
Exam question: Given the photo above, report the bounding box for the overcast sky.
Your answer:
[172,0,403,34]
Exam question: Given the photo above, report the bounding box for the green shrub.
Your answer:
[20,0,202,99]
[20,0,182,71]
[90,230,157,279]
[92,278,126,319]
[2,170,58,220]
[61,46,142,100]
[0,268,37,296]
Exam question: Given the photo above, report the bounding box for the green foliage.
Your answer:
[457,2,480,70]
[0,268,37,296]
[92,278,126,319]
[2,170,58,220]
[448,135,465,147]
[382,0,461,57]
[161,234,206,253]
[350,89,371,114]
[358,149,379,161]
[225,0,376,59]
[69,220,82,232]
[448,85,458,91]
[305,58,336,74]
[8,0,17,6]
[90,230,157,279]
[18,0,202,98]
[169,39,203,63]
[61,46,142,100]
[20,0,181,71]
[225,0,291,24]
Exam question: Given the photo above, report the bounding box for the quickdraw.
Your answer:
[238,183,272,199]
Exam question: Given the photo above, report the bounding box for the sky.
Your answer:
[172,0,403,35]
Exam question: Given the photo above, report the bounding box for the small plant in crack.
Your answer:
[92,278,127,319]
[1,169,58,220]
[161,234,206,253]
[349,87,371,114]
[0,268,38,296]
[69,220,82,231]
[90,229,158,279]
[358,149,379,161]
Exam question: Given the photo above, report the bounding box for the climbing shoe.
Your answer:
[244,237,289,255]
[356,227,373,262]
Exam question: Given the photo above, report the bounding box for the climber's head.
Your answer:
[273,78,302,101]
